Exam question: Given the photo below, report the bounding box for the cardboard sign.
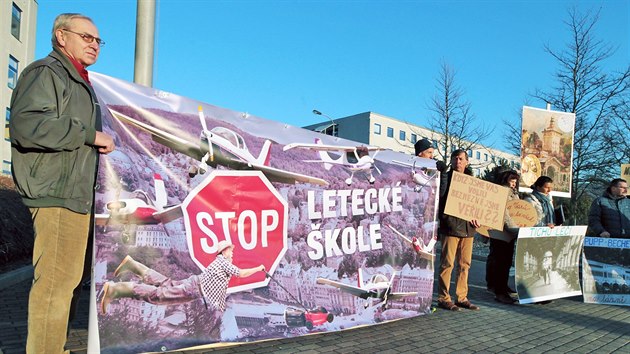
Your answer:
[444,171,509,230]
[506,200,538,228]
[622,164,630,180]
[476,199,537,241]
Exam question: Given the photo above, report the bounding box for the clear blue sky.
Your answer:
[35,1,629,152]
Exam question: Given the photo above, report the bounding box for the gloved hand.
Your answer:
[436,160,447,172]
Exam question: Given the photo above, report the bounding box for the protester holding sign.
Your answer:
[486,170,521,304]
[524,176,557,228]
[588,178,629,239]
[437,149,481,311]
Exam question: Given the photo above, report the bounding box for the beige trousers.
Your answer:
[438,235,473,303]
[27,207,90,354]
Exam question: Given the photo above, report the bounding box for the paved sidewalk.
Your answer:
[1,256,629,353]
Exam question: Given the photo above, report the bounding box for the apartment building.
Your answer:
[304,111,520,176]
[1,0,38,176]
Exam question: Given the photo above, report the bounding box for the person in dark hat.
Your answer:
[414,138,446,172]
[414,138,433,158]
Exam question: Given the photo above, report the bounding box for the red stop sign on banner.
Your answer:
[182,170,288,293]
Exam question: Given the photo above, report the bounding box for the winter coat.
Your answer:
[9,48,101,214]
[588,192,630,238]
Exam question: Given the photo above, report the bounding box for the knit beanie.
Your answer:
[414,138,432,156]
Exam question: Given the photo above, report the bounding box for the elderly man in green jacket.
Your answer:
[9,13,114,353]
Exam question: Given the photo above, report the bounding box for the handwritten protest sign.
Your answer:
[476,200,537,241]
[622,164,630,181]
[444,171,509,230]
[506,200,537,228]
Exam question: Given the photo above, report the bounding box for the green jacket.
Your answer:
[9,48,101,214]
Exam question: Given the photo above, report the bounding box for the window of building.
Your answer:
[5,108,10,142]
[468,149,472,157]
[387,127,393,138]
[8,56,19,89]
[373,123,381,135]
[11,3,22,40]
[484,153,488,161]
[411,134,417,144]
[432,140,438,148]
[510,160,515,168]
[399,130,406,141]
[475,151,480,159]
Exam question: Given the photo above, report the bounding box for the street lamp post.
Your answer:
[312,109,337,137]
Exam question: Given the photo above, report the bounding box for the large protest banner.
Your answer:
[514,226,586,304]
[582,237,630,306]
[520,106,575,198]
[89,73,439,353]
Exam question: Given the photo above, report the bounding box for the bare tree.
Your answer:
[427,61,491,163]
[608,99,630,164]
[531,7,630,224]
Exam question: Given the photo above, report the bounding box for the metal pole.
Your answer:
[134,0,156,87]
[312,109,337,137]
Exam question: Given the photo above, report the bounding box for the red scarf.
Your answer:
[67,56,91,85]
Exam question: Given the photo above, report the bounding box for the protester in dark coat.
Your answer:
[486,170,520,304]
[588,178,629,238]
[437,149,480,311]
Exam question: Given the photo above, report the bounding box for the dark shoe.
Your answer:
[495,293,516,304]
[455,300,480,310]
[536,300,553,305]
[507,287,517,296]
[437,300,461,311]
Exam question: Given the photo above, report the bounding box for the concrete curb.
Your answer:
[0,265,32,291]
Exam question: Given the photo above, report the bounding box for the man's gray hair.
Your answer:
[51,13,94,47]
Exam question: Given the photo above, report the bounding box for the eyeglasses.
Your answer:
[62,29,105,47]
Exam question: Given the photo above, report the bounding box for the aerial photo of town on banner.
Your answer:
[89,73,439,353]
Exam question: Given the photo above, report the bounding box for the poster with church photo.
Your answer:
[519,106,575,198]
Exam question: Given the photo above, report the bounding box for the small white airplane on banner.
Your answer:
[386,224,436,261]
[283,138,385,185]
[392,159,439,192]
[109,107,328,186]
[95,173,182,226]
[316,268,417,309]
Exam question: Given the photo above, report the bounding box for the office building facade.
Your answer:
[304,111,520,176]
[1,0,38,176]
